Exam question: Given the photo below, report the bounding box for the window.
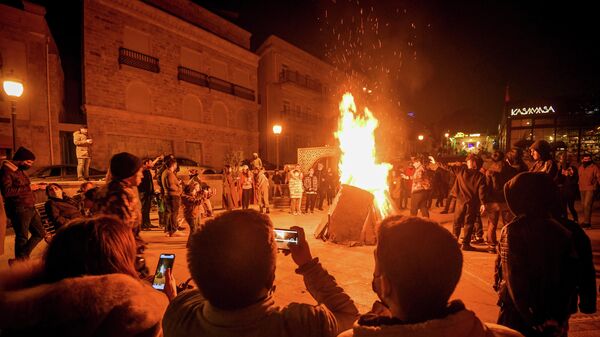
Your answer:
[533,117,555,127]
[65,166,77,176]
[181,47,203,73]
[123,27,150,54]
[533,127,555,143]
[511,119,532,127]
[510,129,532,148]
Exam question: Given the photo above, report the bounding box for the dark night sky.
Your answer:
[6,0,599,133]
[198,0,600,132]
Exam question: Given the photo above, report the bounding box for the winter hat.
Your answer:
[530,140,552,159]
[110,152,142,180]
[13,147,36,161]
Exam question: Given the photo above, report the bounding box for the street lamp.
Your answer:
[272,124,282,170]
[418,134,424,141]
[3,79,24,152]
[444,133,449,138]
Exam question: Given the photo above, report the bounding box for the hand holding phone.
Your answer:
[273,228,299,251]
[152,254,175,290]
[287,226,313,267]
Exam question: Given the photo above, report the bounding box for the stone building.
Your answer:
[0,1,66,165]
[257,35,361,167]
[82,0,259,170]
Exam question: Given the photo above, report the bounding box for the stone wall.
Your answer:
[0,2,64,166]
[83,0,259,169]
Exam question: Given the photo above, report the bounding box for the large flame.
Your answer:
[335,92,394,217]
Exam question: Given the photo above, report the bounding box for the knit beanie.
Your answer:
[13,147,36,161]
[110,152,142,180]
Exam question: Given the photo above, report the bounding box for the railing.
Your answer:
[177,66,255,101]
[118,47,160,73]
[208,76,232,94]
[279,69,323,93]
[177,66,208,87]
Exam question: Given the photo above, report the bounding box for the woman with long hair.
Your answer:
[0,216,169,337]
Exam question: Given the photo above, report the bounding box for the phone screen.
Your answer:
[273,228,299,250]
[152,254,175,290]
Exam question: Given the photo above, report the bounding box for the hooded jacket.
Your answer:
[0,160,35,208]
[528,140,558,180]
[0,260,168,337]
[338,301,522,337]
[497,172,578,333]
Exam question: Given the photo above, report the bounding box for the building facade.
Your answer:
[499,96,600,161]
[82,0,259,170]
[0,1,66,165]
[257,35,358,166]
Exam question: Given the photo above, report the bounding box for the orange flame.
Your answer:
[335,92,394,217]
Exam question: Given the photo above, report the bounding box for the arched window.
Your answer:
[182,94,203,123]
[212,101,228,127]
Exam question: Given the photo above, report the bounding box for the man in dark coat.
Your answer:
[0,147,46,262]
[138,158,159,230]
[495,172,579,337]
[443,154,487,251]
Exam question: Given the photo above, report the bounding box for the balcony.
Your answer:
[118,47,159,73]
[177,66,255,102]
[177,66,208,87]
[279,69,323,94]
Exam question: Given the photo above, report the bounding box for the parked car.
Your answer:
[146,156,218,179]
[29,165,107,181]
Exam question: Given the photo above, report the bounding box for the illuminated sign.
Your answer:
[455,132,465,138]
[469,133,481,137]
[510,106,556,116]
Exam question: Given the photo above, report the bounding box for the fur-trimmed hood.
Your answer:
[339,307,522,337]
[0,260,169,337]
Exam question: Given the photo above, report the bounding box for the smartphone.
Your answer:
[273,228,299,251]
[152,253,175,290]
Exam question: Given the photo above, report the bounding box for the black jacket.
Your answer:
[447,165,486,205]
[496,172,578,333]
[44,197,83,229]
[485,162,519,204]
[138,169,154,195]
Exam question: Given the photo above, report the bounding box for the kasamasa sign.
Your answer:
[510,106,556,117]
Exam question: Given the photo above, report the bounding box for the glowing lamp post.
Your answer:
[417,134,424,141]
[272,124,282,170]
[444,133,449,138]
[3,80,24,152]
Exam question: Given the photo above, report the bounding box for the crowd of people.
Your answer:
[223,161,340,216]
[0,140,598,337]
[388,140,600,253]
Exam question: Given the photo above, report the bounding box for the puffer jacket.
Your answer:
[288,171,304,198]
[0,160,35,208]
[0,259,169,337]
[339,301,522,337]
[496,172,577,335]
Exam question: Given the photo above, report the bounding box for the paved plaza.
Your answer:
[2,203,600,336]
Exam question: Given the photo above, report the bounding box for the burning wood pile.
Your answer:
[315,93,396,245]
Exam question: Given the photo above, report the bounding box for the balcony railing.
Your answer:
[177,66,208,87]
[177,66,255,101]
[279,69,323,94]
[118,47,159,73]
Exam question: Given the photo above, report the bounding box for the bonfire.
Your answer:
[315,93,396,245]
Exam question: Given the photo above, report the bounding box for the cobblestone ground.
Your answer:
[3,202,600,335]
